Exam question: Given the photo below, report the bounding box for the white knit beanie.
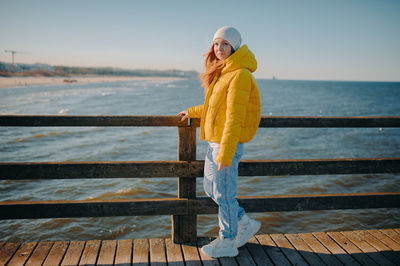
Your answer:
[213,26,242,51]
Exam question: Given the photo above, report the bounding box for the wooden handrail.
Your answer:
[1,192,399,219]
[258,116,400,128]
[1,115,400,127]
[193,116,400,127]
[0,115,189,127]
[1,115,399,244]
[1,158,400,180]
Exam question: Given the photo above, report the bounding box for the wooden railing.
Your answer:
[1,115,400,244]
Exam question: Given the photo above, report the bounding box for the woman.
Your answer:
[177,26,261,258]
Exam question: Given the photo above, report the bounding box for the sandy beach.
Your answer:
[0,75,182,89]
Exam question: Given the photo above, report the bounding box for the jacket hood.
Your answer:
[221,44,257,74]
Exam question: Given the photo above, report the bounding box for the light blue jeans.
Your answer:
[204,142,245,239]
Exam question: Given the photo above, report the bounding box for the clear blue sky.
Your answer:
[1,0,399,81]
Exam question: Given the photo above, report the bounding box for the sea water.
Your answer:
[0,78,399,242]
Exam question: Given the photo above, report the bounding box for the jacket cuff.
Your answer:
[216,146,235,167]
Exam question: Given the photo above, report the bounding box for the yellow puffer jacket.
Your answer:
[188,45,261,166]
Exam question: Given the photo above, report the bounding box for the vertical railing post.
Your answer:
[173,120,197,243]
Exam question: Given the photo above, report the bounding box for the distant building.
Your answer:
[0,61,55,73]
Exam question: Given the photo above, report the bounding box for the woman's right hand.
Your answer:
[177,110,189,121]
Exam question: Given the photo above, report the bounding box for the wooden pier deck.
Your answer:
[1,228,399,265]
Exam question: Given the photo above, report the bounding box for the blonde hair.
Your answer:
[199,44,224,90]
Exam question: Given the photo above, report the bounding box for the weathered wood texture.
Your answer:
[191,116,400,128]
[0,198,188,219]
[2,229,399,265]
[1,157,399,180]
[114,239,132,266]
[173,126,197,243]
[0,161,195,179]
[238,157,400,176]
[97,239,117,265]
[196,192,400,213]
[0,115,188,127]
[2,115,400,128]
[43,241,69,266]
[1,192,399,220]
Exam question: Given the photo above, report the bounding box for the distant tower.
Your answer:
[4,50,20,65]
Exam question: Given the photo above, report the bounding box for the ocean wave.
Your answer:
[59,109,69,114]
[101,92,116,96]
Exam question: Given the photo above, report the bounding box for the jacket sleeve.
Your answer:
[216,70,251,166]
[187,105,203,118]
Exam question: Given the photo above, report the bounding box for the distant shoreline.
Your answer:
[0,75,182,89]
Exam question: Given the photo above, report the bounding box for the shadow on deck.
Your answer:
[1,228,399,265]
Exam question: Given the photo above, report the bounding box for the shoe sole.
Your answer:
[201,247,239,258]
[237,221,261,248]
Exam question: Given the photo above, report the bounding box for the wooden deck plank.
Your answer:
[78,240,101,266]
[270,233,308,266]
[218,256,238,266]
[342,230,395,265]
[255,234,291,265]
[3,229,399,266]
[196,237,219,266]
[132,239,149,266]
[285,233,326,265]
[97,240,117,265]
[236,245,256,265]
[368,230,400,251]
[61,241,85,266]
[7,242,36,266]
[149,238,167,266]
[356,230,400,265]
[380,229,400,244]
[245,236,274,265]
[114,239,132,266]
[312,232,360,265]
[327,231,378,265]
[0,243,20,266]
[43,241,69,266]
[181,243,202,266]
[165,238,184,266]
[25,241,53,266]
[132,239,150,266]
[298,233,342,266]
[197,238,238,266]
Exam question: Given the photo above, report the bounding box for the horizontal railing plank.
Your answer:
[1,158,399,180]
[0,115,189,127]
[258,116,400,128]
[2,115,400,128]
[0,198,188,219]
[237,157,400,176]
[1,192,399,219]
[204,192,400,213]
[0,161,197,179]
[192,116,400,127]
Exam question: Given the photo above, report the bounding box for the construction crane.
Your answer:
[4,50,24,65]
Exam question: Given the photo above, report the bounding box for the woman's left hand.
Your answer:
[177,110,189,121]
[218,163,228,171]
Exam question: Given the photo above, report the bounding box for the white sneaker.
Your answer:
[236,214,261,247]
[201,237,239,258]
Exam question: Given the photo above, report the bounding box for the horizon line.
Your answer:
[1,60,399,83]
